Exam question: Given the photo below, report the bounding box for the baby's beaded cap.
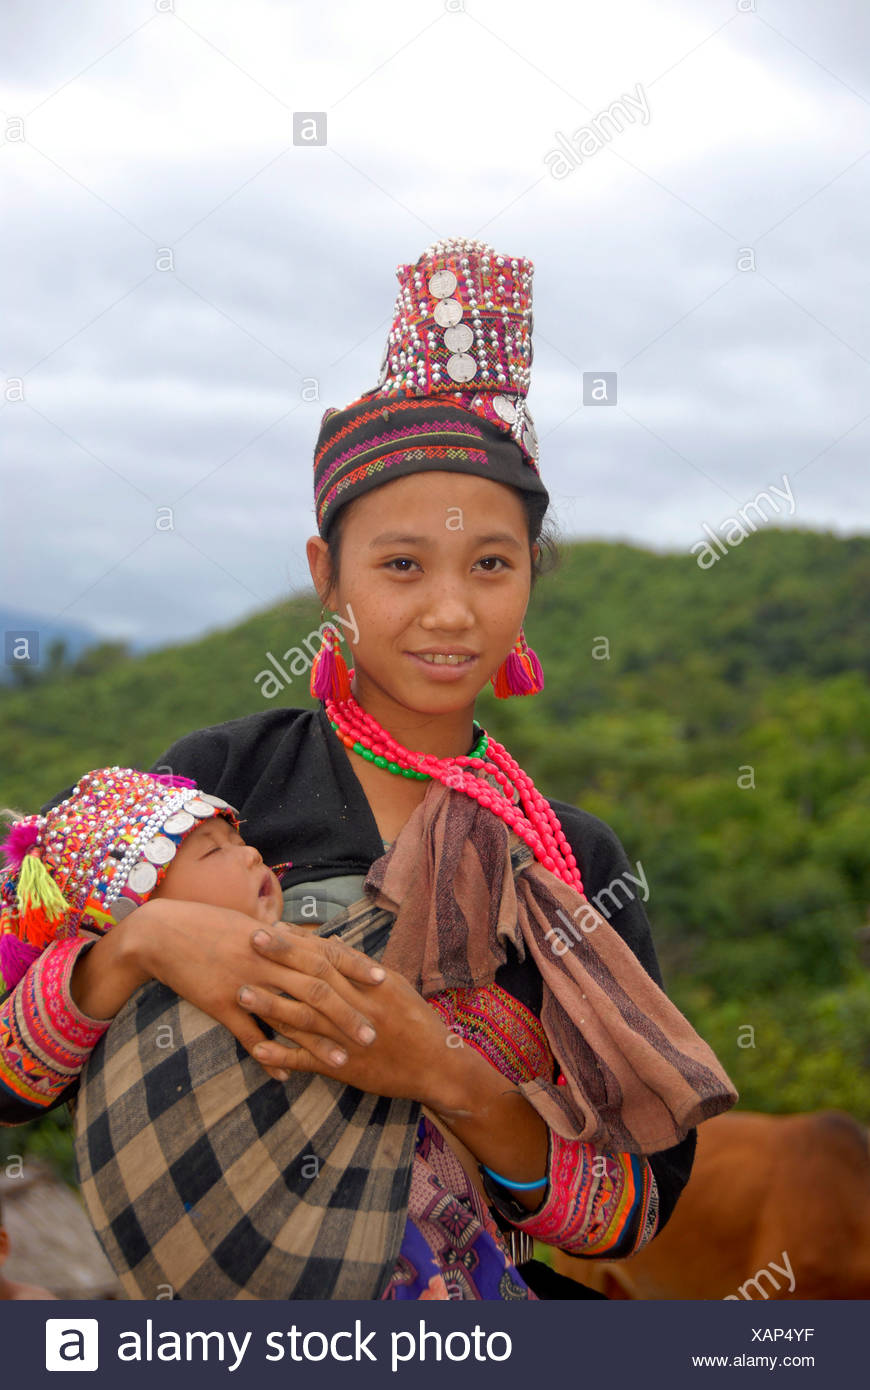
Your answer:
[313,236,548,539]
[0,769,240,989]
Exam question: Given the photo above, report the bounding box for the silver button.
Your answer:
[128,861,158,895]
[492,394,518,424]
[523,427,537,454]
[143,834,177,864]
[198,793,230,810]
[163,810,195,835]
[443,323,473,353]
[433,298,462,327]
[446,352,477,382]
[428,269,457,298]
[186,798,217,819]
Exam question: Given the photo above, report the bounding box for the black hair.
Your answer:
[320,486,560,607]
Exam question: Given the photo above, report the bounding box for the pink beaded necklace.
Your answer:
[325,686,584,896]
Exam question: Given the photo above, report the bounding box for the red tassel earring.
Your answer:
[490,628,545,698]
[310,623,352,701]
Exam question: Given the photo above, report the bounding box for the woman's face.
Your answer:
[308,471,535,722]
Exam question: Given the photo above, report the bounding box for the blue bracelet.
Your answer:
[481,1165,548,1191]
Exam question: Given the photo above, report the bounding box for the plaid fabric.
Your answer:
[73,900,422,1301]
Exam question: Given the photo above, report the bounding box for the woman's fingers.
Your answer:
[237,982,377,1049]
[255,1030,349,1071]
[251,925,386,986]
[222,1007,291,1082]
[255,1030,347,1075]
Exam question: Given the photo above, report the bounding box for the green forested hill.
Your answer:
[2,528,869,1161]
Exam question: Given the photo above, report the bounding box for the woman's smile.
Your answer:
[406,648,479,679]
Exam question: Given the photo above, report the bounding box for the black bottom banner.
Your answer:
[1,1298,862,1387]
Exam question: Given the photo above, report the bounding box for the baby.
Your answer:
[0,767,290,994]
[149,802,285,920]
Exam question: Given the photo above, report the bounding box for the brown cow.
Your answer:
[552,1110,870,1300]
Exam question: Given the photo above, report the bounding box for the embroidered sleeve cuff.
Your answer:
[0,937,113,1109]
[48,936,117,1033]
[480,1128,659,1257]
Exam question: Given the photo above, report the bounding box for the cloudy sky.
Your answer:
[3,0,869,648]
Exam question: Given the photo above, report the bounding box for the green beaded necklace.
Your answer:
[329,719,489,780]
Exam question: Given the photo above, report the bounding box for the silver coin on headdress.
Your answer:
[428,269,457,298]
[492,395,518,424]
[443,324,474,353]
[110,896,137,923]
[433,298,462,327]
[142,835,176,864]
[521,412,538,453]
[128,861,158,895]
[446,353,477,383]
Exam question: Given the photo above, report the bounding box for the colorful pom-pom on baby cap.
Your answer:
[0,768,242,993]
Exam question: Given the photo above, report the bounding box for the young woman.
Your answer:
[0,238,737,1300]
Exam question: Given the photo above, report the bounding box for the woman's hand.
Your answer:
[106,899,387,1082]
[239,924,455,1103]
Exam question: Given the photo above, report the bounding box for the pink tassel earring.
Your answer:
[310,623,352,701]
[490,628,545,698]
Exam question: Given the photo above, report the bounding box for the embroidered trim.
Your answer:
[321,445,489,528]
[635,1167,660,1253]
[426,980,552,1086]
[481,1120,657,1257]
[316,413,485,494]
[0,937,111,1107]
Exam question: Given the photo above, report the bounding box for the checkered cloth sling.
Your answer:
[72,897,423,1302]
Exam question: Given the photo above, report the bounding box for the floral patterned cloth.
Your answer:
[382,1112,536,1300]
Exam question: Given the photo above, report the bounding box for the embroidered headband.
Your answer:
[0,768,240,992]
[313,236,550,538]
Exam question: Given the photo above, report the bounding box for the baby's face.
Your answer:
[151,816,283,923]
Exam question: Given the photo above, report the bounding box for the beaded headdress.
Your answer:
[313,236,549,538]
[0,768,240,992]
